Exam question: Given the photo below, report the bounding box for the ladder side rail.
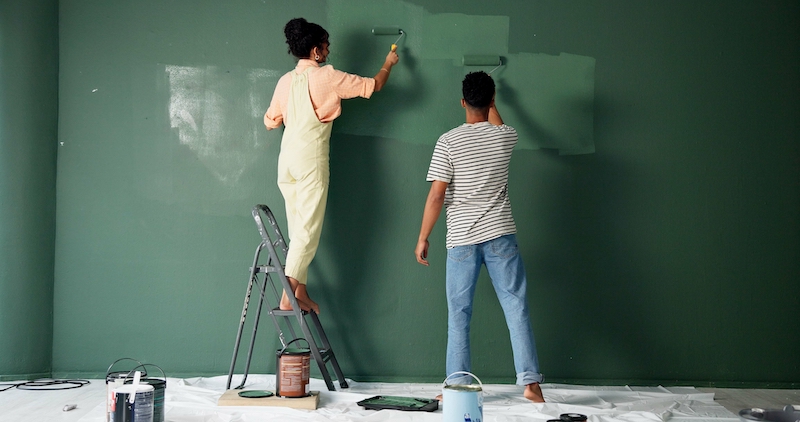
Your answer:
[255,204,289,257]
[309,312,349,388]
[258,227,305,326]
[252,206,304,323]
[255,205,307,349]
[297,314,336,391]
[252,206,275,249]
[307,312,331,352]
[264,271,300,346]
[226,242,266,390]
[234,273,270,389]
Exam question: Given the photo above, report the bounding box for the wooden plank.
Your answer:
[217,390,320,410]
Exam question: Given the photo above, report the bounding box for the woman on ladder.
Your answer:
[264,18,399,314]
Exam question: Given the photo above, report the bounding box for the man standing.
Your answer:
[415,71,545,402]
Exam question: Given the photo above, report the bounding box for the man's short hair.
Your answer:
[462,71,495,109]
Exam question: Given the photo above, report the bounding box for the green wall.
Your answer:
[0,0,59,379]
[1,0,795,386]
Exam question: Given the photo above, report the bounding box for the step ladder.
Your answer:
[226,204,348,391]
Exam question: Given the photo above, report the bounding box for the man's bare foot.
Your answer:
[524,382,545,403]
[278,277,320,314]
[435,394,442,401]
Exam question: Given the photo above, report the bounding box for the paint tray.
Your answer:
[357,395,439,412]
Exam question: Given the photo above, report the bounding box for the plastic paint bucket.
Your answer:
[442,371,483,422]
[106,358,146,422]
[111,383,154,422]
[275,338,311,398]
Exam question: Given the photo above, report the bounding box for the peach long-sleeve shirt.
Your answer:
[264,59,376,129]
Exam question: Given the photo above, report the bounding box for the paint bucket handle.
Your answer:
[127,363,167,387]
[278,338,310,355]
[442,371,483,388]
[106,358,147,380]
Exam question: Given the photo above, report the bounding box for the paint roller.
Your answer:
[462,55,503,74]
[372,27,405,51]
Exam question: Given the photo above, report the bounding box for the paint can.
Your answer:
[740,406,800,422]
[106,358,146,422]
[126,364,167,422]
[442,371,483,422]
[111,373,154,422]
[275,338,311,398]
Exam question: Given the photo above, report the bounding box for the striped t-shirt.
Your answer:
[426,121,518,248]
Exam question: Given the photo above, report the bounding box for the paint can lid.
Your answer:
[106,371,129,382]
[442,384,482,392]
[126,377,166,388]
[279,347,310,355]
[113,383,154,394]
[238,390,274,398]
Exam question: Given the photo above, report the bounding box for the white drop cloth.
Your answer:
[0,375,740,422]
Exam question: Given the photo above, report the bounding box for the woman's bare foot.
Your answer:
[280,290,311,312]
[294,284,320,314]
[279,277,320,314]
[524,382,545,402]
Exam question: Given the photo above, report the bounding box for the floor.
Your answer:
[1,374,798,422]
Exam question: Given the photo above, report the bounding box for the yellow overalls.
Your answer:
[277,67,333,285]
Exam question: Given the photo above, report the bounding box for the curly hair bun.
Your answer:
[283,18,328,59]
[284,18,308,43]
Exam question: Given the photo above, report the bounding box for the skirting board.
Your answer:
[217,390,320,410]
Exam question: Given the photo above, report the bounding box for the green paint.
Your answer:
[0,0,59,379]
[462,55,502,66]
[420,13,509,61]
[328,0,594,154]
[2,0,798,387]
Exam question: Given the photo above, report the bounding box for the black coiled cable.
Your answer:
[0,379,90,392]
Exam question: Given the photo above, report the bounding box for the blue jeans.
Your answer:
[445,234,543,385]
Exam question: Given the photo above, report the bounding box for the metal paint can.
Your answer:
[106,358,146,422]
[137,378,165,422]
[111,383,154,422]
[275,338,311,398]
[561,413,588,422]
[442,371,483,422]
[125,364,167,422]
[127,377,166,422]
